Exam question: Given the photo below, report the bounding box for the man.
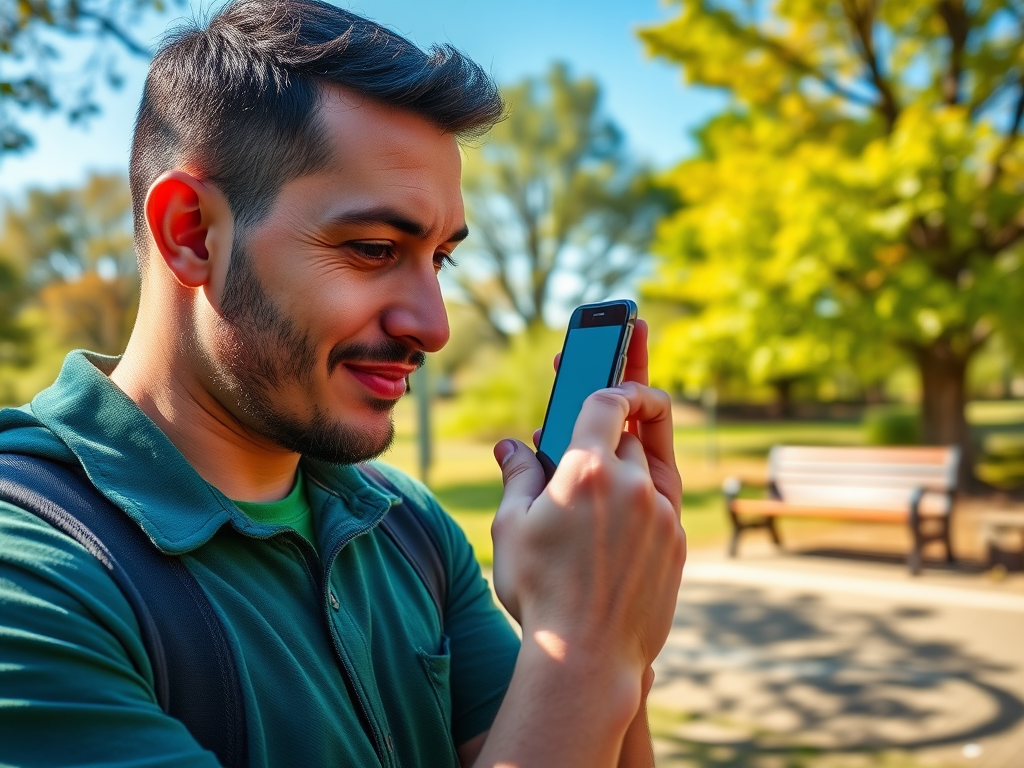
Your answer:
[0,1,686,766]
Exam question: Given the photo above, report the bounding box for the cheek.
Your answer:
[283,275,390,346]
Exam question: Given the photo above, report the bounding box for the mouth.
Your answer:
[343,362,417,400]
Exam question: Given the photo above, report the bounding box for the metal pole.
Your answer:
[702,385,718,468]
[413,364,432,487]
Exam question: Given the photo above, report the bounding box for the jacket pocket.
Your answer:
[417,634,456,755]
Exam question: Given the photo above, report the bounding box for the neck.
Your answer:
[111,315,299,503]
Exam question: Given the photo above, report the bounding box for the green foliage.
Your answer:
[442,327,562,442]
[863,406,922,446]
[0,172,136,282]
[0,257,33,369]
[0,0,174,157]
[977,431,1024,489]
[430,300,503,387]
[639,1,1024,455]
[457,62,673,339]
[0,173,137,401]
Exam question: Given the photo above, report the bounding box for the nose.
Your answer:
[382,264,450,354]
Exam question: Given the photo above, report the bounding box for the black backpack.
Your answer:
[0,453,447,768]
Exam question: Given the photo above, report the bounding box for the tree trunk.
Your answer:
[769,378,795,420]
[864,381,886,405]
[914,341,974,487]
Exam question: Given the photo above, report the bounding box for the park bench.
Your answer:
[723,446,961,575]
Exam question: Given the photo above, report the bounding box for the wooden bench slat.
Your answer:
[732,498,948,521]
[775,487,952,514]
[770,446,956,464]
[726,445,961,574]
[776,471,954,491]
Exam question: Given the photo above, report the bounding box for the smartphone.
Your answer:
[536,299,638,478]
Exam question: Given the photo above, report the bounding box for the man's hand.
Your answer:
[492,381,683,663]
[479,319,685,767]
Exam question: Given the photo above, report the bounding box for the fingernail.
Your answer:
[494,439,517,468]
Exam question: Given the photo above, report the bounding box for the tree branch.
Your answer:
[840,0,900,129]
[984,73,1024,189]
[470,210,532,325]
[985,216,1024,255]
[76,8,152,58]
[937,0,970,106]
[453,274,511,345]
[727,19,878,110]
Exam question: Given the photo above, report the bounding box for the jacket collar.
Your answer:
[27,351,392,555]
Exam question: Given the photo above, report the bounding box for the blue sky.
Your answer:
[0,0,727,198]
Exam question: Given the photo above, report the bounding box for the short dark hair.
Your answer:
[129,0,504,266]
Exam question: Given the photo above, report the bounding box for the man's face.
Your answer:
[202,86,462,464]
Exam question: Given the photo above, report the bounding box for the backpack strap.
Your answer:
[0,453,248,768]
[359,464,448,621]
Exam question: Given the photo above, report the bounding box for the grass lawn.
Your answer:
[382,399,879,565]
[382,396,1024,566]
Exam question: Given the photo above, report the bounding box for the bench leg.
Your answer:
[727,511,743,557]
[728,527,741,558]
[908,516,924,576]
[767,517,782,550]
[909,541,922,576]
[943,518,956,564]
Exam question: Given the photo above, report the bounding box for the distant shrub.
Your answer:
[863,406,921,446]
[442,327,563,443]
[977,432,1024,490]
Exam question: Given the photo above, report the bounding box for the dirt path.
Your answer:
[651,546,1024,767]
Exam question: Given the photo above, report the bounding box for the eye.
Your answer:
[434,252,458,273]
[349,242,397,262]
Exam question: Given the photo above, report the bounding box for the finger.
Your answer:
[532,428,542,449]
[575,381,675,475]
[569,381,674,458]
[492,439,547,514]
[568,389,631,453]
[619,382,677,474]
[552,352,561,372]
[622,319,649,387]
[615,431,650,474]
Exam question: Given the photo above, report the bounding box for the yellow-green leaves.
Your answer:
[639,1,1024,448]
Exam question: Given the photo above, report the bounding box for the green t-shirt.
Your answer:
[231,468,317,548]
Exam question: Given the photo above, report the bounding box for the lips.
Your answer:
[343,362,416,399]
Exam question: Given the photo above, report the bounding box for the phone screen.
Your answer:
[538,319,630,469]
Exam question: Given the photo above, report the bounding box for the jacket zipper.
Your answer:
[304,473,392,767]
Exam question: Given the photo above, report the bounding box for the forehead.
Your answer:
[285,85,465,226]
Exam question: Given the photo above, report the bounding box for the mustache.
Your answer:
[327,339,426,374]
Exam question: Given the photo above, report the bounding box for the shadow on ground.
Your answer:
[651,582,1024,766]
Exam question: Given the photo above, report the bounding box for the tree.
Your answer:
[0,172,138,355]
[1,0,173,157]
[0,258,33,368]
[640,1,1024,476]
[456,62,673,340]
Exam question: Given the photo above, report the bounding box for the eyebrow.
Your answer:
[327,206,469,244]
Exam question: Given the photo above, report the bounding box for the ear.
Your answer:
[145,171,230,288]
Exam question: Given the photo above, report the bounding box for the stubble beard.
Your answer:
[213,236,419,465]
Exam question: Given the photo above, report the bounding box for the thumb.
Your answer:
[493,439,546,514]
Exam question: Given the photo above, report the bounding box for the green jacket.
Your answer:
[0,351,520,767]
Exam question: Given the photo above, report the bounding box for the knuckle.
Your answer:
[565,448,611,486]
[490,512,507,539]
[502,460,533,485]
[653,387,672,408]
[491,509,517,543]
[587,389,627,411]
[624,472,656,506]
